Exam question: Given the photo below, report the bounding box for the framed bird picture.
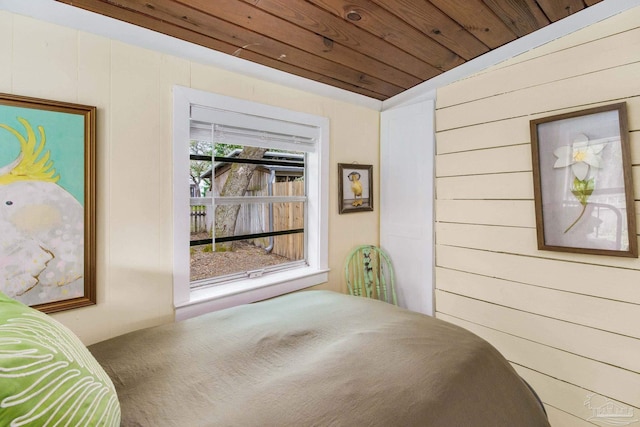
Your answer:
[338,163,373,214]
[0,93,96,313]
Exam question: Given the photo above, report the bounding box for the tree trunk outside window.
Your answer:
[214,146,267,251]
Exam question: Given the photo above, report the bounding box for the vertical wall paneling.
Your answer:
[380,99,435,314]
[11,16,78,101]
[435,6,640,425]
[76,32,112,333]
[108,42,165,311]
[159,56,191,282]
[0,12,12,92]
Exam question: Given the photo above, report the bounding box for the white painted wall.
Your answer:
[0,9,380,345]
[434,6,640,426]
[380,100,435,315]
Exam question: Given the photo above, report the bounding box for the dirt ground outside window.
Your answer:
[190,235,292,281]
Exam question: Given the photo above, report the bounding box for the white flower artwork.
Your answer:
[553,134,606,181]
[530,103,637,256]
[551,134,610,233]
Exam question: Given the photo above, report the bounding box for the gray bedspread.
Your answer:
[89,290,549,426]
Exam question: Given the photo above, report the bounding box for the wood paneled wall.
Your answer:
[434,6,640,426]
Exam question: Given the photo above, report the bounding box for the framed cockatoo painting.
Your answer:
[338,163,373,214]
[530,103,637,257]
[0,93,96,312]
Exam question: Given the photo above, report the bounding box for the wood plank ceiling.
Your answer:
[56,0,603,101]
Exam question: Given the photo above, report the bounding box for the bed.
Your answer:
[87,290,549,426]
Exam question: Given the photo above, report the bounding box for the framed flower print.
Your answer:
[530,103,637,257]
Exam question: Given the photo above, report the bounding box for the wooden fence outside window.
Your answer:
[190,180,304,260]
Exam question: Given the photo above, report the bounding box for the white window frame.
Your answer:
[172,86,329,321]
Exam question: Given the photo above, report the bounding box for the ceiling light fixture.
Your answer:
[346,11,362,21]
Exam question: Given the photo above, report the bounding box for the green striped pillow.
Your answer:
[0,292,120,426]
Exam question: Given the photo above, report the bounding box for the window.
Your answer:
[189,139,306,284]
[173,87,329,320]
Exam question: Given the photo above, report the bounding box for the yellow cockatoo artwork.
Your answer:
[0,117,84,305]
[347,171,363,207]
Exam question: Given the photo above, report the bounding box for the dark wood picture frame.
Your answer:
[338,163,373,214]
[530,102,637,257]
[0,93,97,312]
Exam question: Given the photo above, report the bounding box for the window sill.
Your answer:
[174,267,329,321]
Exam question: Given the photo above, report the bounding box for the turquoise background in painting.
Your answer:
[0,105,85,205]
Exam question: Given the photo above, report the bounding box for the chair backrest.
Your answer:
[344,245,397,305]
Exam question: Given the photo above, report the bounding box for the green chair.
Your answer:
[344,245,397,305]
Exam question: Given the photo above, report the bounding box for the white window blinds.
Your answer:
[190,105,317,152]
